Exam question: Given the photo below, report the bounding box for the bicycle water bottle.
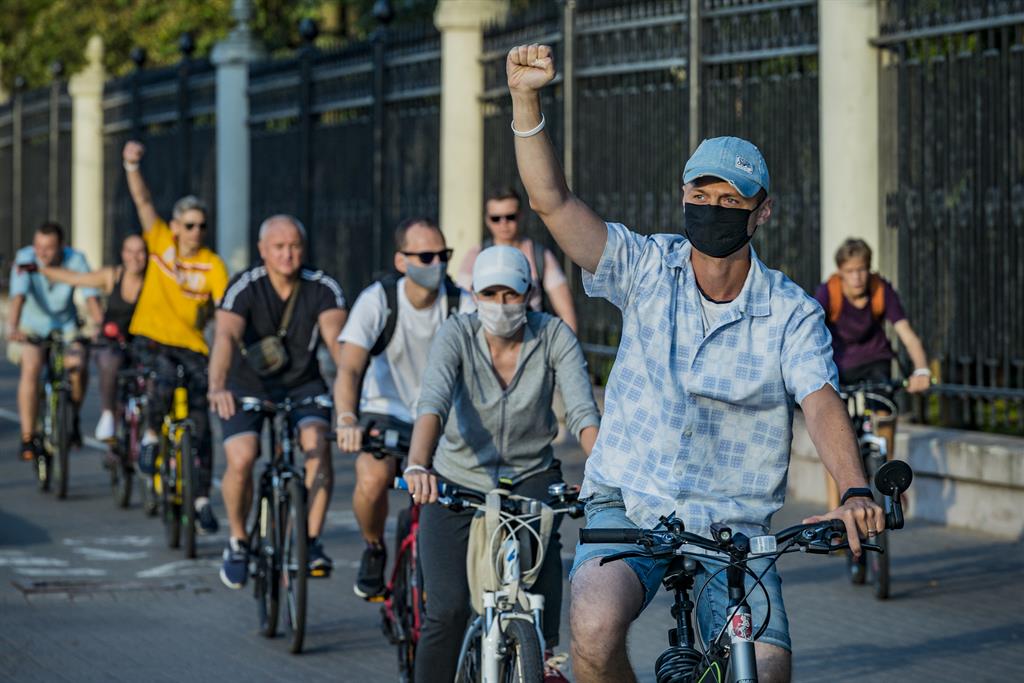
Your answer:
[173,387,188,421]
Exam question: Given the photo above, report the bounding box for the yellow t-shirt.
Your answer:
[130,219,229,355]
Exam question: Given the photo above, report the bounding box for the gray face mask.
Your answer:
[476,301,527,337]
[405,261,445,290]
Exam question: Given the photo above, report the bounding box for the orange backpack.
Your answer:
[826,273,885,324]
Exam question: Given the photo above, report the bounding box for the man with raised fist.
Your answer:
[506,44,882,683]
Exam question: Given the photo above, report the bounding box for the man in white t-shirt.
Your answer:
[334,217,473,599]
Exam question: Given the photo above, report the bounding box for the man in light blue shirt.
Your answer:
[7,222,102,460]
[506,44,884,682]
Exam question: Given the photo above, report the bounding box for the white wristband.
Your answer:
[403,465,430,477]
[511,113,546,138]
[123,161,140,172]
[912,368,932,378]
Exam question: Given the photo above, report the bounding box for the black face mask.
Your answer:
[683,203,755,258]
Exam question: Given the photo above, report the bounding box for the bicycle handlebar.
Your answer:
[392,476,584,518]
[838,378,905,396]
[239,394,333,414]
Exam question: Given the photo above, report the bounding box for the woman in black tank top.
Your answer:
[38,235,147,440]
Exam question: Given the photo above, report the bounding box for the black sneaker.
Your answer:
[308,538,334,577]
[220,538,249,589]
[196,501,219,535]
[353,543,387,599]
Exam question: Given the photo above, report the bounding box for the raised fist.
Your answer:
[507,44,556,94]
[123,140,145,164]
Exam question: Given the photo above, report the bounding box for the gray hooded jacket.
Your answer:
[417,311,601,492]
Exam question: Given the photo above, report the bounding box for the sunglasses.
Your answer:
[402,249,453,264]
[183,221,207,232]
[487,214,518,223]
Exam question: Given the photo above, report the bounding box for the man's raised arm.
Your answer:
[508,44,607,274]
[122,140,160,233]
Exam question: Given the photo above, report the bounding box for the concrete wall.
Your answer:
[788,413,1024,540]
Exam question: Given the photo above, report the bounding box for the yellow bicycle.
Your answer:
[153,364,198,559]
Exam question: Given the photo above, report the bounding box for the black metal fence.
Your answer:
[876,0,1024,432]
[249,24,441,299]
[482,0,820,363]
[0,78,72,285]
[101,50,217,265]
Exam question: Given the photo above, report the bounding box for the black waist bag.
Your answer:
[239,280,300,377]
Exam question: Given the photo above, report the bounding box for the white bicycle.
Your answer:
[399,478,583,682]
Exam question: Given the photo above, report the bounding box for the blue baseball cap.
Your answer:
[682,136,770,198]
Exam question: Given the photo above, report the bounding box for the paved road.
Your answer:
[0,351,1022,682]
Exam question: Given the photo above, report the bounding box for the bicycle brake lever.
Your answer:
[860,542,884,554]
[598,548,673,566]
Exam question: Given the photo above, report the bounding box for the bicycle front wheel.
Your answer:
[54,390,72,499]
[498,619,544,683]
[160,437,181,549]
[392,506,419,681]
[254,490,280,638]
[179,428,196,559]
[865,452,891,599]
[282,476,308,654]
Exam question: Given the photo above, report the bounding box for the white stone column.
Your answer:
[434,0,509,263]
[68,36,106,270]
[818,0,879,278]
[211,0,265,274]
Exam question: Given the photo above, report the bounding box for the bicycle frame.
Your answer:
[382,501,424,639]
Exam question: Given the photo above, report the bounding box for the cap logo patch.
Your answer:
[735,155,753,174]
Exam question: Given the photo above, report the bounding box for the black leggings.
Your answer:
[414,465,565,683]
[132,337,213,497]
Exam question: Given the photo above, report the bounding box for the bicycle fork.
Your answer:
[726,565,757,683]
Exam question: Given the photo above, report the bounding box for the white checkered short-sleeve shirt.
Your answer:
[582,222,838,536]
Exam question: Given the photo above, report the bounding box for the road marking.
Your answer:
[136,559,219,579]
[15,567,108,577]
[72,547,149,561]
[0,554,69,568]
[63,535,153,548]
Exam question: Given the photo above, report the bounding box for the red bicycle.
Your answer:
[361,427,423,682]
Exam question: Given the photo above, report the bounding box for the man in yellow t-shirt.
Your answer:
[122,140,229,534]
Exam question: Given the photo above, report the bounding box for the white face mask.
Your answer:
[476,300,527,338]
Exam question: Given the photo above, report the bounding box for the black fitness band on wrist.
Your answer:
[840,487,874,505]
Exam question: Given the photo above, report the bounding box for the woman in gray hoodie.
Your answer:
[404,245,600,682]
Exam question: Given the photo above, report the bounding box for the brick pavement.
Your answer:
[0,354,1021,682]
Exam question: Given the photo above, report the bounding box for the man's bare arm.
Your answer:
[207,310,245,419]
[509,45,607,273]
[333,341,370,452]
[318,308,348,368]
[800,384,885,556]
[122,141,160,233]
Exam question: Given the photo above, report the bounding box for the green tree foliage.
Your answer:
[0,0,455,91]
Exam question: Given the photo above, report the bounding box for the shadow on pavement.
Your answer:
[0,506,53,547]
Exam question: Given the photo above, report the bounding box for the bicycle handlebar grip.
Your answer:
[827,519,847,533]
[579,528,644,544]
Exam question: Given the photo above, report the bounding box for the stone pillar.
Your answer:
[68,36,106,270]
[434,0,509,264]
[818,0,879,278]
[211,0,265,274]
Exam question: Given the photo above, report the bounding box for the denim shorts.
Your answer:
[569,485,791,652]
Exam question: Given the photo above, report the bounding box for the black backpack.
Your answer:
[481,237,551,315]
[369,272,462,357]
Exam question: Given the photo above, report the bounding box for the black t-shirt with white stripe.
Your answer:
[220,266,346,397]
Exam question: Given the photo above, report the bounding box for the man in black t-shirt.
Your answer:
[207,215,347,589]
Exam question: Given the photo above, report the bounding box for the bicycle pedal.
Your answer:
[309,567,332,579]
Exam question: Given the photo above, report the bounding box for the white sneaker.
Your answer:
[95,411,116,441]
